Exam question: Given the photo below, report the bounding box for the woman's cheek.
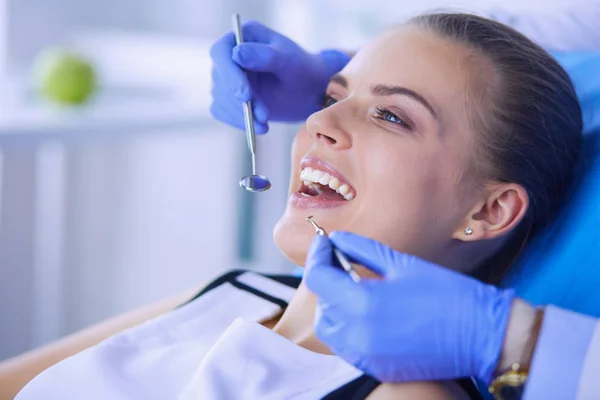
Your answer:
[291,128,311,161]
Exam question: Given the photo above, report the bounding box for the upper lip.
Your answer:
[299,156,356,194]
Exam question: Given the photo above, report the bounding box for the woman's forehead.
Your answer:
[342,27,473,106]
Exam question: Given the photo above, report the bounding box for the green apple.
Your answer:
[33,48,96,105]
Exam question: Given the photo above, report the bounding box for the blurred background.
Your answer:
[0,0,579,361]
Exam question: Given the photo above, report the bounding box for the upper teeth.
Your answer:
[300,167,355,200]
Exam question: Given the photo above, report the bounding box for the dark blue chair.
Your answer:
[504,52,600,317]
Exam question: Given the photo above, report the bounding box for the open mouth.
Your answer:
[297,167,356,201]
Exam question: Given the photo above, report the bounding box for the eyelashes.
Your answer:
[322,94,413,130]
[374,106,412,129]
[323,94,338,108]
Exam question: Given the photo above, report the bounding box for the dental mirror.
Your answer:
[239,175,271,192]
[232,13,272,193]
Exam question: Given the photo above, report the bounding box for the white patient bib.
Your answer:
[15,271,365,400]
[179,318,361,399]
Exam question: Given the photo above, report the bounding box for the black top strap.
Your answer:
[180,269,301,308]
[457,377,485,400]
[321,374,484,400]
[321,375,381,400]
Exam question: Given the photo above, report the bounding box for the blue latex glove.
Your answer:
[304,232,515,384]
[209,21,350,133]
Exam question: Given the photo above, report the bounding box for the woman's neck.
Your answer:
[271,281,333,355]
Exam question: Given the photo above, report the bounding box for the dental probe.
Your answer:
[232,13,272,193]
[306,216,361,283]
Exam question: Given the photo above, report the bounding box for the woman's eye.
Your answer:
[323,95,338,108]
[375,107,411,129]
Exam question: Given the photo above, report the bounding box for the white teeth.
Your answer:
[319,173,331,185]
[301,168,313,181]
[312,170,323,181]
[328,177,340,190]
[300,167,355,200]
[338,184,350,196]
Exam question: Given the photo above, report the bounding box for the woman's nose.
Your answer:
[305,107,352,150]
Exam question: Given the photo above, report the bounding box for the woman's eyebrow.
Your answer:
[329,73,348,88]
[328,74,438,120]
[371,84,438,120]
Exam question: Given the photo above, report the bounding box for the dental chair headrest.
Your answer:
[503,52,600,316]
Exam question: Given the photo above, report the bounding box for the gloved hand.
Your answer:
[304,232,515,384]
[210,21,350,133]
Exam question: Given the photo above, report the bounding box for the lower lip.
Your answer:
[289,192,349,209]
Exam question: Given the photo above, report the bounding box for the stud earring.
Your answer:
[464,227,473,236]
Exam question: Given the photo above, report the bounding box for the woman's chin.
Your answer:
[274,198,359,267]
[273,212,317,268]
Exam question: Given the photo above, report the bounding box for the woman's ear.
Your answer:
[452,183,529,241]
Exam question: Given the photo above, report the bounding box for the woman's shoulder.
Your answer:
[367,380,472,400]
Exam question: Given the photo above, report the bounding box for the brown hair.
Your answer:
[410,13,583,283]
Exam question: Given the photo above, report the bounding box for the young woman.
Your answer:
[5,13,582,400]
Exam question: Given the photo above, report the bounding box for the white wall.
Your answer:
[4,0,71,74]
[0,0,7,76]
[273,0,586,51]
[3,0,277,73]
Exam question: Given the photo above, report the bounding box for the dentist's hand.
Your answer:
[210,21,350,133]
[304,233,516,384]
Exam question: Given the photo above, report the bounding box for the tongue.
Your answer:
[318,185,345,201]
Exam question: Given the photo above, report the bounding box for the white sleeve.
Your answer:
[482,1,600,52]
[524,306,598,399]
[578,320,600,399]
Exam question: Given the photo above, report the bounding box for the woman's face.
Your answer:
[274,26,486,269]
